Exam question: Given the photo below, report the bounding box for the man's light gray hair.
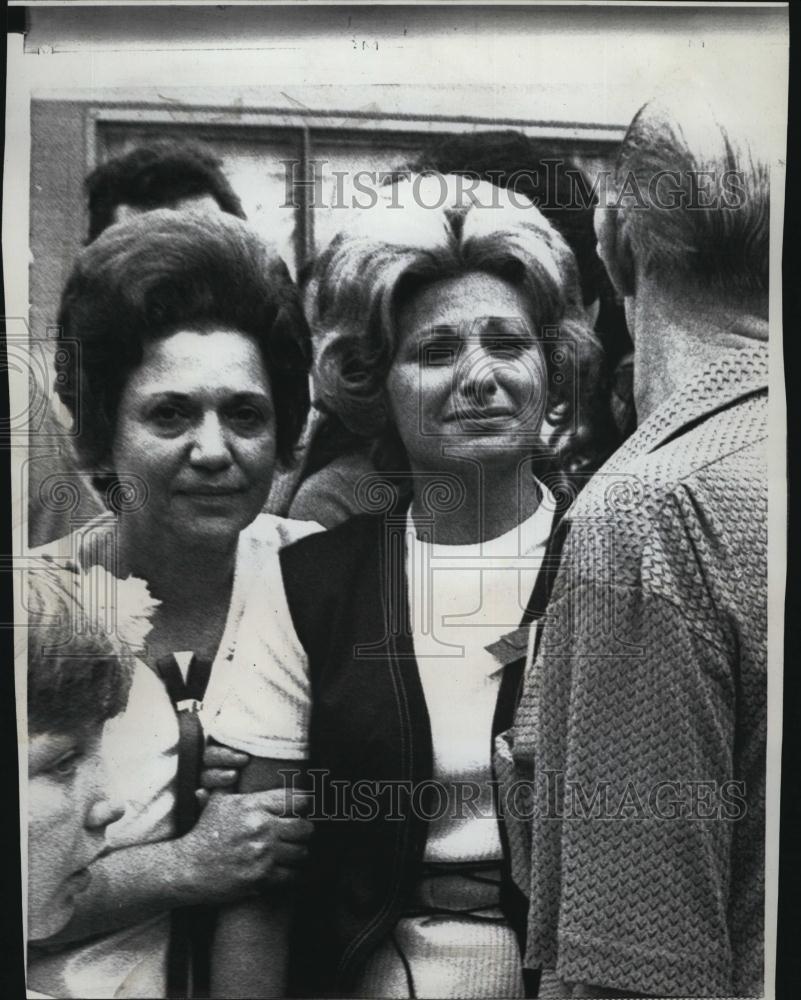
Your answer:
[614,94,769,294]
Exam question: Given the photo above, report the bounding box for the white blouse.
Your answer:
[209,490,556,866]
[208,498,556,1000]
[406,497,554,862]
[28,513,320,1000]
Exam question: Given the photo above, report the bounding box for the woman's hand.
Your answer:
[197,744,251,803]
[35,781,313,947]
[176,787,313,904]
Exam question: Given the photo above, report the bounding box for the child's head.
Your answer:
[26,565,147,940]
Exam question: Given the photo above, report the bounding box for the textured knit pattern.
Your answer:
[353,901,525,998]
[500,343,768,998]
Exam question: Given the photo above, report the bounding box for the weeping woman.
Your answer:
[208,176,604,998]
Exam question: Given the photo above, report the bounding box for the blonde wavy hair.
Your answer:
[308,174,605,475]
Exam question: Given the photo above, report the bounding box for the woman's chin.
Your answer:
[437,436,537,464]
[171,510,255,550]
[28,897,74,943]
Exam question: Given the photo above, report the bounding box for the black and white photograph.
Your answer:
[4,3,790,998]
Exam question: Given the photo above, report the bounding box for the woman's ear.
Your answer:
[594,206,635,299]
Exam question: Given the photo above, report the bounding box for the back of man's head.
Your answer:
[613,93,769,297]
[85,138,246,241]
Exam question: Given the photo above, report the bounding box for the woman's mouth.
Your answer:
[444,407,515,423]
[176,486,244,497]
[66,868,92,893]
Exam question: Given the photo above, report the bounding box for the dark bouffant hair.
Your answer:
[85,139,246,242]
[55,210,311,470]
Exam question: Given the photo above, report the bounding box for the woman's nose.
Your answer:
[87,795,126,831]
[85,760,125,832]
[189,413,233,469]
[457,344,500,403]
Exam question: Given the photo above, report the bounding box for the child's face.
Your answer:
[27,725,124,940]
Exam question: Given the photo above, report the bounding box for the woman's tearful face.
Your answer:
[111,328,277,550]
[386,271,548,473]
[28,727,123,940]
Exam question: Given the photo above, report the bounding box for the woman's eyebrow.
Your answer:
[143,390,191,401]
[419,324,462,342]
[228,390,272,401]
[481,314,533,328]
[419,317,534,336]
[142,389,270,402]
[480,316,537,338]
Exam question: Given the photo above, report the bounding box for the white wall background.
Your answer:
[22,3,788,130]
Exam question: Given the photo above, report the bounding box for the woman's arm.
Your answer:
[211,757,308,999]
[38,783,311,946]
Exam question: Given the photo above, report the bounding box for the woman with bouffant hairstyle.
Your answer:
[56,207,310,483]
[209,177,605,998]
[34,210,317,999]
[310,174,603,484]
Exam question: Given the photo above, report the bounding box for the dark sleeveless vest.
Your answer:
[280,507,566,996]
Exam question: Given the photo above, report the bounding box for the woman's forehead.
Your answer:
[397,272,531,336]
[129,328,272,394]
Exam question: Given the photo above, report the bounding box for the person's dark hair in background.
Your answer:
[85,139,246,242]
[408,130,635,450]
[410,134,603,302]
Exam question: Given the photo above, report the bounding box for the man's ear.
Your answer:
[594,206,635,298]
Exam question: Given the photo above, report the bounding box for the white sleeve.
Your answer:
[102,661,179,848]
[204,568,311,760]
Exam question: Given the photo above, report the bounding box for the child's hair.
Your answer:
[27,564,155,736]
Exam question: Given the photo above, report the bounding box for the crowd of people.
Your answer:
[24,90,769,1000]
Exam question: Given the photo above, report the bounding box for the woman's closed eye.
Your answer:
[422,344,458,368]
[485,335,533,359]
[480,317,537,357]
[45,748,84,783]
[420,331,462,368]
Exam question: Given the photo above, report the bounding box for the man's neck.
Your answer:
[628,275,768,422]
